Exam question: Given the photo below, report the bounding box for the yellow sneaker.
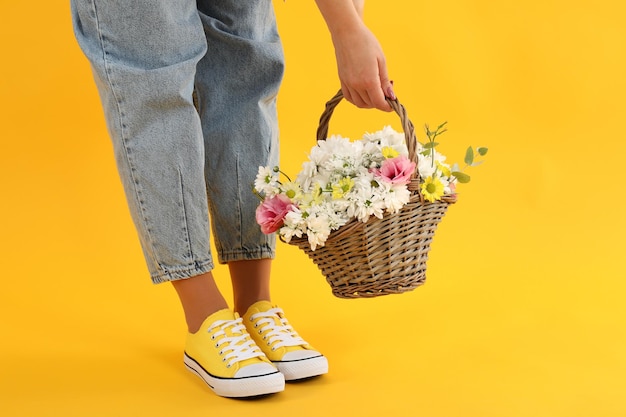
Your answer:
[243,301,328,381]
[183,309,285,397]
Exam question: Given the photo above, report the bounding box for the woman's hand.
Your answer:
[332,22,394,111]
[315,0,395,111]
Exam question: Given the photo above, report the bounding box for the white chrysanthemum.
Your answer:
[327,154,360,176]
[296,161,317,190]
[439,176,454,195]
[305,214,331,250]
[283,209,303,227]
[280,181,303,200]
[418,156,437,178]
[280,210,306,243]
[313,135,350,167]
[279,227,299,243]
[298,183,325,209]
[309,141,333,166]
[346,175,375,209]
[384,184,411,214]
[254,166,279,195]
[311,173,332,195]
[349,198,385,222]
[319,137,363,178]
[380,125,405,146]
[360,142,384,168]
[346,176,386,222]
[306,201,348,231]
[419,148,451,180]
[362,126,408,157]
[367,186,388,220]
[382,129,409,156]
[326,208,349,230]
[361,130,382,144]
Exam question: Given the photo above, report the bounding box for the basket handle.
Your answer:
[315,89,420,183]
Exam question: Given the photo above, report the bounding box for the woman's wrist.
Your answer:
[314,0,364,39]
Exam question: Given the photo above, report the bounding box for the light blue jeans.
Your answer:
[71,0,284,283]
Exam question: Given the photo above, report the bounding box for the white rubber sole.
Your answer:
[184,353,285,398]
[275,355,329,381]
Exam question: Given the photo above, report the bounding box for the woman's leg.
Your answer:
[194,0,284,271]
[71,0,284,397]
[71,0,214,284]
[192,4,326,382]
[229,259,272,315]
[172,272,228,333]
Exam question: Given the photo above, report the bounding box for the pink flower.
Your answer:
[255,194,297,234]
[374,155,416,185]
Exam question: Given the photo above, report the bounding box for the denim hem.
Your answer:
[218,247,275,264]
[150,259,214,284]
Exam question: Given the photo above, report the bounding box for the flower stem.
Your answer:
[252,187,265,202]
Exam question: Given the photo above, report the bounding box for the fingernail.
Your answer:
[386,84,396,100]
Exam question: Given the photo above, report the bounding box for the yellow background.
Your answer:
[1,1,625,416]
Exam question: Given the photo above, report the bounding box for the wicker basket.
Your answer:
[286,90,456,299]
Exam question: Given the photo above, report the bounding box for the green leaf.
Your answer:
[464,146,474,166]
[477,147,489,156]
[470,160,484,167]
[437,121,448,130]
[423,142,439,149]
[452,171,471,183]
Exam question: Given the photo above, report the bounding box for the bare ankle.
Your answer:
[229,259,272,315]
[171,272,229,333]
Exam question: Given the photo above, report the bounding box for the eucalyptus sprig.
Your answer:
[421,122,488,184]
[451,146,488,183]
[423,122,448,167]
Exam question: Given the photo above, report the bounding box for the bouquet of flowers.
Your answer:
[252,90,486,299]
[254,124,486,251]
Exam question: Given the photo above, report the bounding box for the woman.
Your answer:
[71,0,394,398]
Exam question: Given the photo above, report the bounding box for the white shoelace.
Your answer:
[250,307,307,351]
[207,317,265,368]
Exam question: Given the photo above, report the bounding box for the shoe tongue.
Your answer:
[247,300,274,315]
[207,308,236,324]
[204,309,249,339]
[199,309,239,334]
[243,301,280,324]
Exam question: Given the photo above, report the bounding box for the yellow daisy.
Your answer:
[301,183,325,208]
[435,161,451,177]
[381,146,399,159]
[332,177,355,199]
[421,176,445,202]
[281,181,303,200]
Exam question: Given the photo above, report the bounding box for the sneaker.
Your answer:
[242,301,328,381]
[183,308,285,397]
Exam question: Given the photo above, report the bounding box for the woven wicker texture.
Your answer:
[288,90,456,298]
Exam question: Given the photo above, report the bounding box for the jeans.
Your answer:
[71,0,284,283]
